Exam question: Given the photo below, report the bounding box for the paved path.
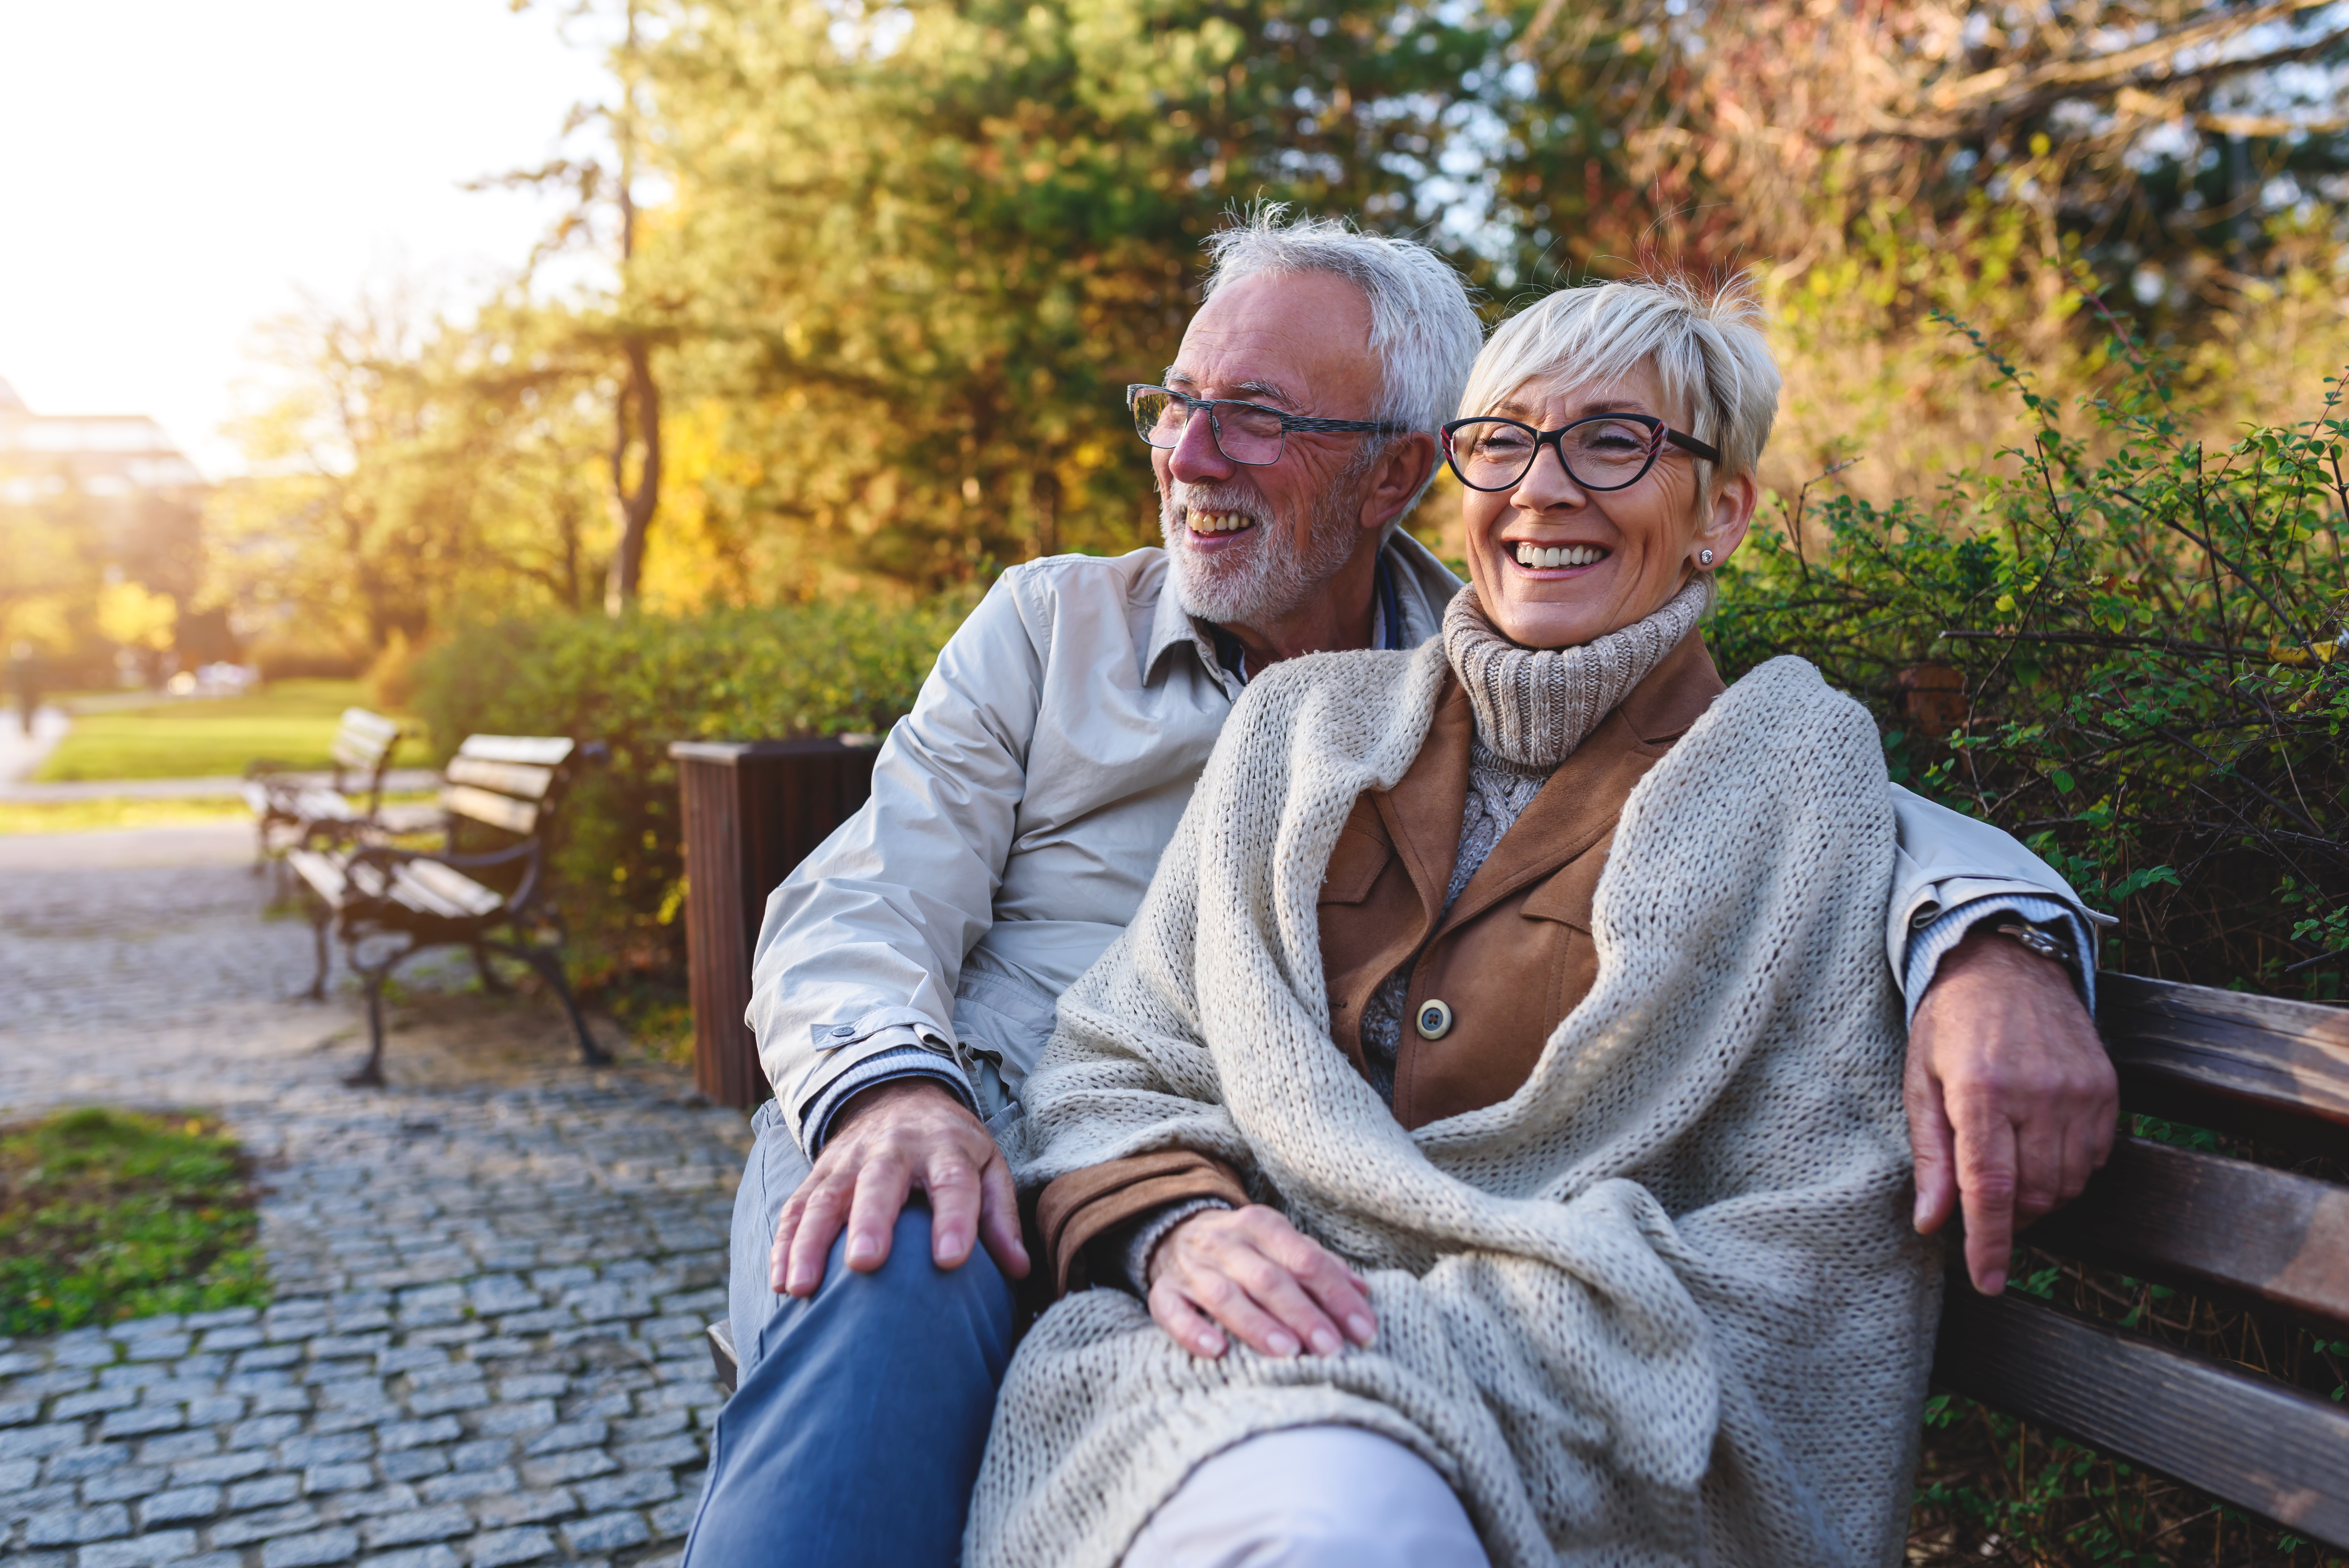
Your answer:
[0,706,70,784]
[0,834,754,1568]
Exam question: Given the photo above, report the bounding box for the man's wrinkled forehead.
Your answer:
[1166,271,1376,412]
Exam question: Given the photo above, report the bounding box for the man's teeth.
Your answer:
[1515,543,1606,568]
[1187,510,1254,534]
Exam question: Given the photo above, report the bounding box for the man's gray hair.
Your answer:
[1199,205,1484,450]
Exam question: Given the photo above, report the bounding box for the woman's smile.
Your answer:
[1506,540,1612,575]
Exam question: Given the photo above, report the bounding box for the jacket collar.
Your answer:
[1140,533,1466,689]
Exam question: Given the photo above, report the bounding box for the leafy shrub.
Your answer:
[0,1107,266,1335]
[409,592,979,990]
[1713,305,2349,998]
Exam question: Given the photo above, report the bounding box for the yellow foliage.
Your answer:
[96,581,176,651]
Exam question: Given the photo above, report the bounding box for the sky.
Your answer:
[0,1,616,480]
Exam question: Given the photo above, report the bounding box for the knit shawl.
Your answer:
[1444,577,1711,768]
[971,640,1938,1568]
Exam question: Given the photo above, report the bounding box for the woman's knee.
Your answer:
[1124,1426,1488,1568]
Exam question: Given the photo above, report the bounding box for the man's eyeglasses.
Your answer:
[1129,384,1413,467]
[1440,413,1719,494]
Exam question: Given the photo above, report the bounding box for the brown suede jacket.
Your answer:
[1034,631,1727,1294]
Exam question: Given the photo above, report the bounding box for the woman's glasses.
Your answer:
[1441,413,1719,494]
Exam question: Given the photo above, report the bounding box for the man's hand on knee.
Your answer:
[769,1079,1029,1297]
[1905,926,2117,1297]
[1146,1205,1376,1361]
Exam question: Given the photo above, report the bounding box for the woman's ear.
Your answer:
[1695,470,1758,569]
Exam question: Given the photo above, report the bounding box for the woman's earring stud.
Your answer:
[1698,548,1716,567]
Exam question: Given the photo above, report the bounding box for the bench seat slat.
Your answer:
[2032,1137,2349,1330]
[285,849,348,907]
[393,860,505,920]
[443,785,539,836]
[444,757,556,800]
[2100,973,2349,1131]
[458,735,575,766]
[1934,1288,2349,1549]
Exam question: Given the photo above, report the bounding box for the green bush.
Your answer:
[1713,306,2349,999]
[409,593,979,991]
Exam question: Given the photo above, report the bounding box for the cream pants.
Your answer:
[1123,1425,1491,1568]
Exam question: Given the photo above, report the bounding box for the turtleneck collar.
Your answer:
[1441,577,1711,770]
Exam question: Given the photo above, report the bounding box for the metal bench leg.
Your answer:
[301,908,331,1002]
[501,944,609,1066]
[471,944,511,995]
[347,961,393,1089]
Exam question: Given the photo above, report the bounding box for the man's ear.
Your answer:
[1356,432,1440,533]
[1697,470,1759,565]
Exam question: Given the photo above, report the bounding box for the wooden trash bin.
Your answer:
[670,736,881,1108]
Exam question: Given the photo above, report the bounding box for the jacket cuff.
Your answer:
[1035,1149,1249,1295]
[798,1038,977,1157]
[1903,895,2097,1025]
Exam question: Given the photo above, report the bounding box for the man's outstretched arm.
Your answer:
[1888,786,2119,1295]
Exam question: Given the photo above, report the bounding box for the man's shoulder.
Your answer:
[996,547,1169,609]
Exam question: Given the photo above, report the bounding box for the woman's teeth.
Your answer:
[1188,510,1253,534]
[1515,543,1606,569]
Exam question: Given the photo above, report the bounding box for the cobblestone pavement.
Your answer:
[1,839,755,1568]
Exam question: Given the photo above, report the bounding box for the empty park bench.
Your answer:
[699,972,2349,1553]
[242,706,405,873]
[287,732,610,1087]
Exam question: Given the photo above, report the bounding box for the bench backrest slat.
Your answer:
[1936,1288,2349,1547]
[339,707,402,745]
[458,734,576,767]
[442,784,538,836]
[2029,1136,2349,1330]
[2098,973,2349,1142]
[443,756,557,800]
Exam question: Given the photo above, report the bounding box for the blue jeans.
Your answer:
[682,1100,1018,1568]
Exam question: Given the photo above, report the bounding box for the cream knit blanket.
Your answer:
[971,640,1939,1568]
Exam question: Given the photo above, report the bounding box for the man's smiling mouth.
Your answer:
[1187,508,1257,535]
[1512,542,1609,570]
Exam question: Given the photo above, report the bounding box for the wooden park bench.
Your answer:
[287,732,610,1087]
[242,706,406,873]
[700,971,2349,1554]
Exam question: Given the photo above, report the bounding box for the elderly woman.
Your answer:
[966,278,1950,1568]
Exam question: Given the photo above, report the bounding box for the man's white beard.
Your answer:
[1158,457,1374,631]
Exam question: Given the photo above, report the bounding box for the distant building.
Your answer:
[0,376,208,505]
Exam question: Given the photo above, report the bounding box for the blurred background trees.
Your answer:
[172,0,2349,646]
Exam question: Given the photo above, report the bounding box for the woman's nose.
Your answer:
[1510,441,1583,509]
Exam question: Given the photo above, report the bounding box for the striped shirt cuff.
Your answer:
[802,1040,978,1156]
[1903,895,2095,1026]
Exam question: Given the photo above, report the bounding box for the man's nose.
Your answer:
[1167,406,1234,485]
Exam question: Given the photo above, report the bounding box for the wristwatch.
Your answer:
[1992,919,2075,966]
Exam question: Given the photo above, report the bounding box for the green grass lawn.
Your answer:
[0,1107,268,1335]
[35,679,406,782]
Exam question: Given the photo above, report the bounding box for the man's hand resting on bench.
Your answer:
[1146,1205,1377,1361]
[1906,926,2117,1298]
[769,1079,1030,1296]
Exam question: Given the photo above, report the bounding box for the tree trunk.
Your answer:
[604,335,661,615]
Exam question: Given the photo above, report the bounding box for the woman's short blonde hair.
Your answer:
[1459,274,1781,503]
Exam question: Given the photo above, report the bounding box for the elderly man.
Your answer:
[678,212,2116,1568]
